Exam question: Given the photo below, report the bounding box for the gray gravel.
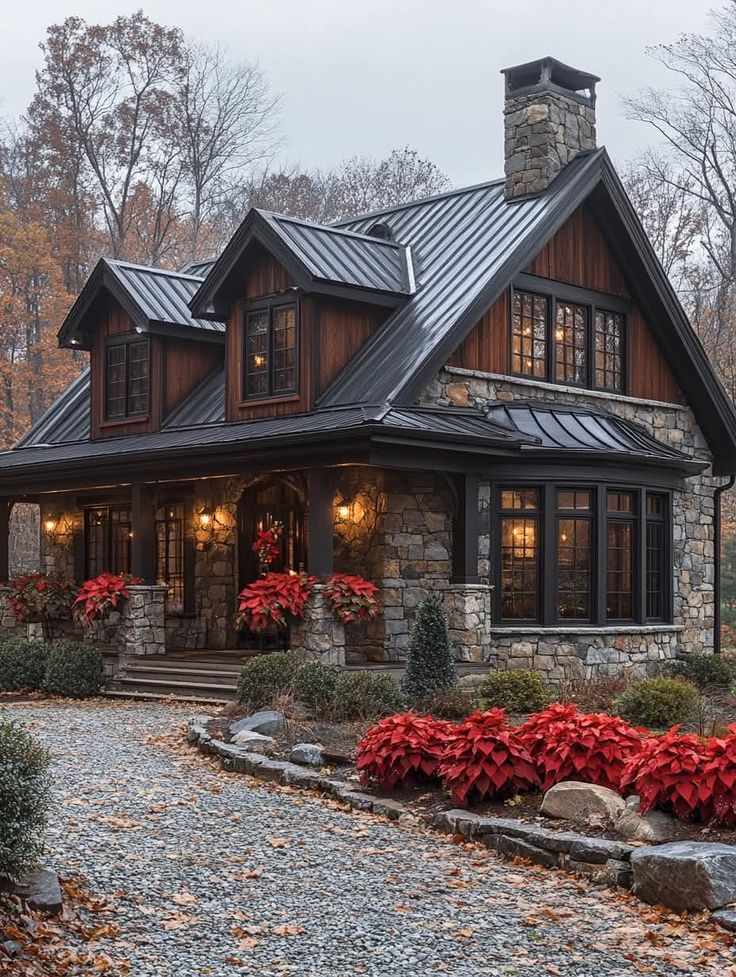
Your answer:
[2,698,732,977]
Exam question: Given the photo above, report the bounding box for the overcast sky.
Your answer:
[1,0,721,186]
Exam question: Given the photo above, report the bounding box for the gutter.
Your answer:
[714,475,735,654]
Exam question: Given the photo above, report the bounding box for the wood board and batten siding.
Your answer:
[449,203,684,405]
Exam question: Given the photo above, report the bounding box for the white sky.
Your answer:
[1,0,720,186]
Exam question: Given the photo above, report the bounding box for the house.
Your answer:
[2,57,735,695]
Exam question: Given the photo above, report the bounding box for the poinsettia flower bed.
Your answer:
[357,712,452,789]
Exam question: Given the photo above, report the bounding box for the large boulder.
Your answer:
[631,842,736,911]
[12,868,63,914]
[540,781,626,823]
[614,796,678,843]
[230,711,286,738]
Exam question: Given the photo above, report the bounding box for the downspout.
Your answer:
[714,475,735,654]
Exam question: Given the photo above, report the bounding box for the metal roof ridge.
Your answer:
[258,210,408,249]
[331,178,506,228]
[105,258,208,282]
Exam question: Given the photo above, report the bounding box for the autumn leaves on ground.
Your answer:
[1,698,734,977]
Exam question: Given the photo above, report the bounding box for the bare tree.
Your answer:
[178,44,280,259]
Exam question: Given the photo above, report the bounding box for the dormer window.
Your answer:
[105,337,150,419]
[243,301,297,400]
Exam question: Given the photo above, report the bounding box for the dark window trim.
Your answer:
[511,274,630,394]
[104,334,151,420]
[493,479,672,627]
[82,503,133,579]
[241,296,300,402]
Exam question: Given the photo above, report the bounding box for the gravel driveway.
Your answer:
[2,699,733,977]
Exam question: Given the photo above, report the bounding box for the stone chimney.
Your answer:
[501,57,599,199]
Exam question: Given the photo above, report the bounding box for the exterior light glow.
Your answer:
[44,518,57,534]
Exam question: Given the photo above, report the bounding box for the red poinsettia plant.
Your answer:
[620,726,709,821]
[236,572,317,632]
[252,523,283,568]
[323,573,380,624]
[5,571,75,637]
[357,713,453,790]
[72,572,141,626]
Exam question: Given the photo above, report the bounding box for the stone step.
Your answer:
[104,688,231,705]
[111,676,238,699]
[122,665,240,684]
[126,660,244,675]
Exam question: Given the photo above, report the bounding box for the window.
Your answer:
[497,484,671,625]
[512,291,547,378]
[556,489,592,620]
[243,302,297,400]
[555,302,587,385]
[84,506,132,578]
[595,310,624,392]
[511,283,627,393]
[646,493,667,620]
[105,340,150,419]
[155,503,185,613]
[500,489,540,621]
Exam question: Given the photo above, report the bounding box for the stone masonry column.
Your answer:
[436,582,493,662]
[0,586,23,640]
[117,585,168,658]
[290,584,345,665]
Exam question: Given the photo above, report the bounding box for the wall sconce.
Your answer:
[44,518,57,535]
[336,496,352,521]
[198,505,215,530]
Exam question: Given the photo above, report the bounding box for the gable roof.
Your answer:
[189,208,415,319]
[58,259,227,350]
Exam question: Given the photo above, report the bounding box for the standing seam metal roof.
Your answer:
[105,261,226,333]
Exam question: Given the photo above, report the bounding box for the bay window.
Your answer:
[497,484,671,626]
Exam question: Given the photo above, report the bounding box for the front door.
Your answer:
[237,479,307,589]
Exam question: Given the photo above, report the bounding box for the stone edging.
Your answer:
[187,717,634,889]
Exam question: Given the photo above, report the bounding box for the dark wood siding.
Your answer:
[162,338,223,418]
[315,298,386,397]
[91,299,162,440]
[448,204,684,405]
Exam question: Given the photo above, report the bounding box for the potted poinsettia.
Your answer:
[73,572,141,639]
[5,571,75,641]
[323,573,380,623]
[236,572,317,632]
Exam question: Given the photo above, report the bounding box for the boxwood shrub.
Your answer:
[615,676,700,729]
[236,652,302,709]
[474,669,551,715]
[664,654,736,689]
[332,670,405,721]
[43,640,104,698]
[0,721,50,878]
[293,661,340,717]
[0,639,47,692]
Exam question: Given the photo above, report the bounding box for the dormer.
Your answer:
[189,209,415,421]
[58,259,225,439]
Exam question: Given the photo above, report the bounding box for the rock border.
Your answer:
[187,717,635,887]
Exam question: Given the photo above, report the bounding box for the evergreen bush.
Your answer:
[332,671,404,721]
[400,595,456,702]
[615,676,700,729]
[475,669,551,715]
[43,641,104,698]
[663,654,736,689]
[236,652,301,709]
[293,661,340,717]
[0,721,50,878]
[0,639,47,692]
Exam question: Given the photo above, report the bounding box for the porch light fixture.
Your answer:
[198,505,215,529]
[44,518,57,535]
[336,496,352,520]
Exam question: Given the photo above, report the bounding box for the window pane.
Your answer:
[155,503,185,613]
[646,494,664,517]
[245,311,269,398]
[501,516,539,620]
[512,291,547,378]
[607,491,634,513]
[557,517,591,619]
[555,302,587,384]
[595,310,624,391]
[646,493,667,620]
[127,342,149,415]
[272,305,297,393]
[557,489,591,511]
[500,488,540,511]
[85,508,109,578]
[110,507,132,575]
[607,521,634,619]
[106,346,126,419]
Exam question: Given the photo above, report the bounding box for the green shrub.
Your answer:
[332,670,405,721]
[0,639,47,692]
[663,654,736,689]
[43,641,103,698]
[475,669,551,715]
[0,721,50,878]
[615,676,700,729]
[401,595,456,702]
[293,662,340,717]
[236,652,301,709]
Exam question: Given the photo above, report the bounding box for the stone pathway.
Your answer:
[2,698,733,977]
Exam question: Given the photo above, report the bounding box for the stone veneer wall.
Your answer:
[418,365,719,680]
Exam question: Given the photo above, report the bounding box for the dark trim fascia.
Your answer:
[58,260,147,350]
[144,321,226,345]
[516,447,705,475]
[484,459,686,488]
[513,273,631,313]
